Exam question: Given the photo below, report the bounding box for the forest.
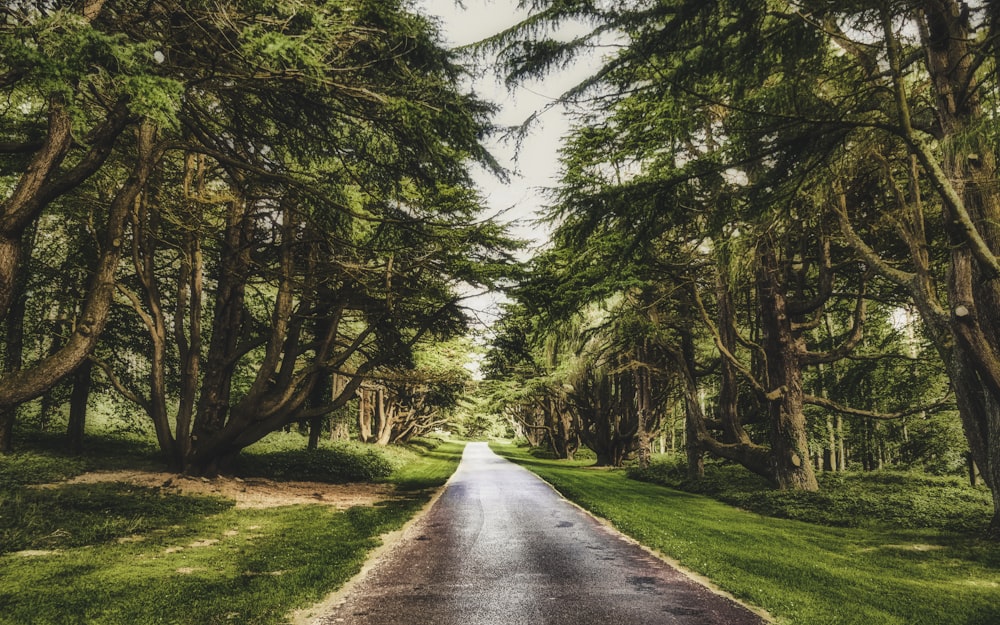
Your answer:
[479,0,1000,539]
[1,0,999,550]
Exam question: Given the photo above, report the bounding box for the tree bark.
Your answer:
[756,243,819,490]
[917,0,1000,534]
[0,231,30,452]
[0,121,159,410]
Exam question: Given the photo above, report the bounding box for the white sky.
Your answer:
[414,0,595,327]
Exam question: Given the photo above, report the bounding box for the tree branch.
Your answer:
[804,393,953,420]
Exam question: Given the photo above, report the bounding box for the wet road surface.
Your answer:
[314,442,767,625]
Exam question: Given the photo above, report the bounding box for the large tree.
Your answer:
[0,0,516,471]
[485,0,1000,535]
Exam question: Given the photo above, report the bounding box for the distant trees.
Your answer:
[0,1,513,472]
[482,0,999,536]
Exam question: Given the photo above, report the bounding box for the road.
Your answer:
[313,442,768,625]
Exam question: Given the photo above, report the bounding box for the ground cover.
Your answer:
[0,433,465,625]
[493,443,1000,625]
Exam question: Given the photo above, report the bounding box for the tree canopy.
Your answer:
[0,0,516,472]
[480,0,1000,537]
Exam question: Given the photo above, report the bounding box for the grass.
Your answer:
[493,443,1000,625]
[0,432,465,625]
[628,455,994,534]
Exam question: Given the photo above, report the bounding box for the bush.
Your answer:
[404,436,445,452]
[236,442,396,482]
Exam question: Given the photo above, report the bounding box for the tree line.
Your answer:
[480,0,1000,538]
[0,0,513,473]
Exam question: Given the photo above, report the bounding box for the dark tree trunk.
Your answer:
[67,359,93,455]
[0,238,28,452]
[915,0,1000,536]
[189,193,252,470]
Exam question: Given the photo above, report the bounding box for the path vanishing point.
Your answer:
[313,442,768,625]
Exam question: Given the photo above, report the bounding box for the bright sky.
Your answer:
[414,0,594,327]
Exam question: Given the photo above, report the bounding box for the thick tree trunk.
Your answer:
[0,241,28,452]
[374,388,394,446]
[190,194,252,465]
[174,164,203,463]
[684,391,705,480]
[546,397,578,460]
[901,0,1000,536]
[0,102,73,318]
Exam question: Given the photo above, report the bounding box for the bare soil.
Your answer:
[55,470,395,509]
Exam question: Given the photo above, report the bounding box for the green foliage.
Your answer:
[236,442,397,483]
[628,457,993,534]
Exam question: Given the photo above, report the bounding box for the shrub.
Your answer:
[236,442,396,482]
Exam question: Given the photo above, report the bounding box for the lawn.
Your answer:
[0,434,465,625]
[493,443,1000,625]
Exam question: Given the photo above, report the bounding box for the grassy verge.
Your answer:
[628,455,993,534]
[0,435,465,625]
[492,442,1000,625]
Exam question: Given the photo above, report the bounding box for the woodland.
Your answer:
[1,0,1000,551]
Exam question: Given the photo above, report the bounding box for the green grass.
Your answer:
[629,455,994,534]
[0,433,466,625]
[493,443,1000,625]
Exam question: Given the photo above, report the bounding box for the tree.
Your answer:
[484,0,1000,533]
[0,1,516,472]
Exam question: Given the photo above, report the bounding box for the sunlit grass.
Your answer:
[0,435,466,625]
[493,443,1000,625]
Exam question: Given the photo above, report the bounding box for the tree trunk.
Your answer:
[66,360,93,455]
[914,0,1000,536]
[0,237,29,452]
[836,414,847,471]
[190,193,252,464]
[756,244,818,490]
[0,101,73,319]
[358,387,373,443]
[0,121,158,410]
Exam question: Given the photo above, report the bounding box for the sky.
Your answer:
[413,0,593,327]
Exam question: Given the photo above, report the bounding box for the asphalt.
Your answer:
[313,442,768,625]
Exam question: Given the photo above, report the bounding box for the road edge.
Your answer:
[498,449,778,624]
[288,446,466,625]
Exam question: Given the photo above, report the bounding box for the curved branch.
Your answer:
[688,284,772,399]
[801,271,868,366]
[90,357,150,413]
[803,393,953,420]
[833,184,916,287]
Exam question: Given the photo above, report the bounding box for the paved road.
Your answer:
[314,442,767,625]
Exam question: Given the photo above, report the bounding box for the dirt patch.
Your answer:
[15,550,60,557]
[56,470,396,509]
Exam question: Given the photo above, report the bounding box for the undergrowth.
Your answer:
[627,455,994,534]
